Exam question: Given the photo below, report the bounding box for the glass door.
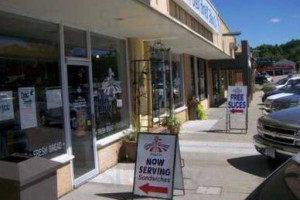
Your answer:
[66,61,97,185]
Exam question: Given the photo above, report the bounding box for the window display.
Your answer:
[197,58,207,100]
[91,34,129,139]
[0,13,65,159]
[172,54,184,108]
[151,60,168,118]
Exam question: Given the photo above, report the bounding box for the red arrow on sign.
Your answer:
[139,183,168,194]
[230,109,244,114]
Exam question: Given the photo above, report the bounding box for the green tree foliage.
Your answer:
[252,39,300,64]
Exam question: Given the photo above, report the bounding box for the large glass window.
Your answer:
[190,57,196,97]
[91,33,129,140]
[151,60,168,118]
[197,58,207,100]
[172,54,184,108]
[0,12,65,159]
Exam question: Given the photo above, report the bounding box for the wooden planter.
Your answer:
[167,126,180,134]
[122,141,136,162]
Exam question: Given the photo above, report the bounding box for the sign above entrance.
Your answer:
[174,0,220,33]
[227,86,247,115]
[133,133,177,199]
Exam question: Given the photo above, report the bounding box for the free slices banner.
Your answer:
[227,86,247,115]
[0,91,14,121]
[18,87,37,130]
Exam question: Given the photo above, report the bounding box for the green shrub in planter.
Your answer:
[161,114,181,134]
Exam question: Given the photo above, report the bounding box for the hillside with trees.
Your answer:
[252,39,300,67]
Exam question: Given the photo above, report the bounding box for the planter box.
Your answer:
[120,141,136,162]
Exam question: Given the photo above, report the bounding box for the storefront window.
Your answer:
[151,60,168,118]
[91,33,129,139]
[213,69,220,95]
[197,58,207,100]
[0,12,65,159]
[64,27,87,58]
[172,54,184,108]
[190,57,196,97]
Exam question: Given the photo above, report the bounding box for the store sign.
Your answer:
[18,87,37,130]
[133,133,177,199]
[33,141,63,157]
[179,0,220,33]
[227,86,247,115]
[0,91,14,121]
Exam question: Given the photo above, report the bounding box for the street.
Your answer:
[60,91,286,200]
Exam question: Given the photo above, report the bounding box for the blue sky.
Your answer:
[211,0,300,47]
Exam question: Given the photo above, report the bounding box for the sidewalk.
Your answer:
[60,92,273,200]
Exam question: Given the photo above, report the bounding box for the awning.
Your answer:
[0,0,232,60]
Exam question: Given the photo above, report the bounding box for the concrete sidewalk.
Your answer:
[60,92,278,200]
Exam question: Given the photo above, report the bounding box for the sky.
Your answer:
[211,0,300,48]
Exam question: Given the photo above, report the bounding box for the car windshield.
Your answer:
[247,159,300,200]
[276,78,288,85]
[281,81,300,92]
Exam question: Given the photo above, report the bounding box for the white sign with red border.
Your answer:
[133,133,177,199]
[227,86,247,115]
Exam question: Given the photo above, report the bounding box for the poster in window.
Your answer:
[72,96,88,136]
[46,89,62,109]
[18,87,37,130]
[0,91,14,121]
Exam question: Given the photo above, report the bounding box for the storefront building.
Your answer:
[256,59,296,76]
[209,41,256,106]
[0,0,235,197]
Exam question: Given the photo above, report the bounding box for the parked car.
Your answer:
[274,77,290,89]
[263,93,295,114]
[263,84,300,114]
[262,79,300,102]
[270,76,300,92]
[262,77,289,93]
[271,92,300,113]
[246,154,300,200]
[254,106,300,159]
[256,75,270,85]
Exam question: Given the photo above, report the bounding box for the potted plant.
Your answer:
[120,115,139,162]
[188,97,208,120]
[161,113,181,134]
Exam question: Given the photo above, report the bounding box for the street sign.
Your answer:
[227,86,247,115]
[133,133,177,199]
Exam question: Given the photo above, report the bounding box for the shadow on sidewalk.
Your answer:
[95,192,146,200]
[227,155,284,178]
[202,129,247,134]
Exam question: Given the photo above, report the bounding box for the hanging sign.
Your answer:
[133,133,177,199]
[227,86,247,115]
[18,87,37,130]
[175,0,220,33]
[0,91,14,121]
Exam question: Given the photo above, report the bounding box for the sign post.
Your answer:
[133,133,178,199]
[226,86,248,133]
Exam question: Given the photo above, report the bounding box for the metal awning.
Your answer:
[0,0,232,60]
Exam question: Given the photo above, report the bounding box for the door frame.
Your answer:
[65,57,99,187]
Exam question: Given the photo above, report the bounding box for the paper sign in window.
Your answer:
[0,91,14,121]
[18,87,37,130]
